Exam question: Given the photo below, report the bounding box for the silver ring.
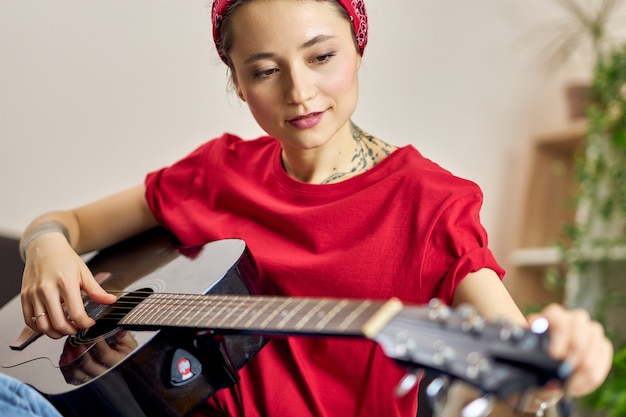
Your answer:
[31,312,47,322]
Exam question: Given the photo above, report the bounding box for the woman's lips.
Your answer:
[287,111,324,129]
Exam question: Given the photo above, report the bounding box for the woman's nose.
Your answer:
[285,67,316,104]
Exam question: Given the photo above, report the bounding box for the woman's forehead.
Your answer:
[228,1,353,59]
[212,0,368,64]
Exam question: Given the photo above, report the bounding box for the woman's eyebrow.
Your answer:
[244,52,275,65]
[301,34,336,49]
[243,35,336,65]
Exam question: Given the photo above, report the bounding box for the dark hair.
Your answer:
[218,0,355,70]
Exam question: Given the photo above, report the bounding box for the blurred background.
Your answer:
[2,1,626,414]
[0,0,593,244]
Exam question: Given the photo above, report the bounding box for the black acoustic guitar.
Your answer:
[0,229,570,417]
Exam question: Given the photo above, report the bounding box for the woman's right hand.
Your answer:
[20,232,117,339]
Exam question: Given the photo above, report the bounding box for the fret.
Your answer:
[154,294,178,326]
[193,295,226,327]
[276,298,308,329]
[133,296,158,324]
[212,296,243,328]
[229,297,264,329]
[241,297,274,329]
[337,300,372,332]
[258,298,293,330]
[314,299,348,331]
[177,295,205,327]
[293,299,329,331]
[189,295,221,327]
[169,294,194,327]
[169,294,190,326]
[167,294,191,326]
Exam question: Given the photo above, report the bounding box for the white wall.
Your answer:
[0,0,596,267]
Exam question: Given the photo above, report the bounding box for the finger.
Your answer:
[562,309,593,363]
[532,304,614,397]
[81,270,117,305]
[20,292,37,330]
[63,267,116,329]
[63,266,108,329]
[31,310,65,339]
[39,289,79,337]
[24,291,59,337]
[62,268,98,329]
[21,286,48,333]
[566,321,613,397]
[532,304,574,360]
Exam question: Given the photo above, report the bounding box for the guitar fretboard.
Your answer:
[119,294,403,338]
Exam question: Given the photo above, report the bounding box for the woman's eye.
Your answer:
[253,68,278,79]
[311,53,335,64]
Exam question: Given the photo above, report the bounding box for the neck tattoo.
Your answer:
[321,122,395,184]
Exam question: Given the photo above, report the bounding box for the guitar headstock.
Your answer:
[374,299,571,414]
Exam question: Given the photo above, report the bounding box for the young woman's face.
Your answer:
[228,0,362,151]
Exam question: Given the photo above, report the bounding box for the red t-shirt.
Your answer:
[145,134,504,417]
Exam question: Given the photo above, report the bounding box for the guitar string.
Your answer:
[77,291,373,325]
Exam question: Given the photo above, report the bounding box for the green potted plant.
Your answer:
[565,42,626,315]
[544,0,622,67]
[542,0,624,118]
[561,40,626,417]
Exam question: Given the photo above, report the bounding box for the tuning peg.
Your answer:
[461,395,494,417]
[465,352,490,380]
[462,314,486,334]
[394,369,424,397]
[530,317,550,334]
[456,304,478,318]
[432,340,457,368]
[425,376,450,411]
[454,305,486,335]
[498,322,526,342]
[428,298,452,321]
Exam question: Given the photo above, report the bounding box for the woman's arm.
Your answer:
[20,184,158,339]
[21,184,157,256]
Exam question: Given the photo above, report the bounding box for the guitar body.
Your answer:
[0,229,267,417]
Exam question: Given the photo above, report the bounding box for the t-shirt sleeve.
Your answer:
[423,189,505,304]
[144,140,213,246]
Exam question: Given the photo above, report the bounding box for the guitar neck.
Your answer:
[119,293,405,339]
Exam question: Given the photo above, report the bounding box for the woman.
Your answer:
[19,0,612,416]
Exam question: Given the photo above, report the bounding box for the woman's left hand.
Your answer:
[527,304,613,397]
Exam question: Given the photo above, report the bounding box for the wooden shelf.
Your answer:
[518,121,586,248]
[533,119,587,150]
[510,246,562,267]
[567,245,626,262]
[507,121,587,309]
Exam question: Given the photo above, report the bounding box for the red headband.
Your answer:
[211,0,368,64]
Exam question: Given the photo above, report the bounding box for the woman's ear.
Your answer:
[232,72,246,102]
[236,86,246,102]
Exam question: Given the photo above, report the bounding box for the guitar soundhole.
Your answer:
[76,288,154,343]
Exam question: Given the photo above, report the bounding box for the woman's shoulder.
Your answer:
[397,146,479,183]
[389,145,483,198]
